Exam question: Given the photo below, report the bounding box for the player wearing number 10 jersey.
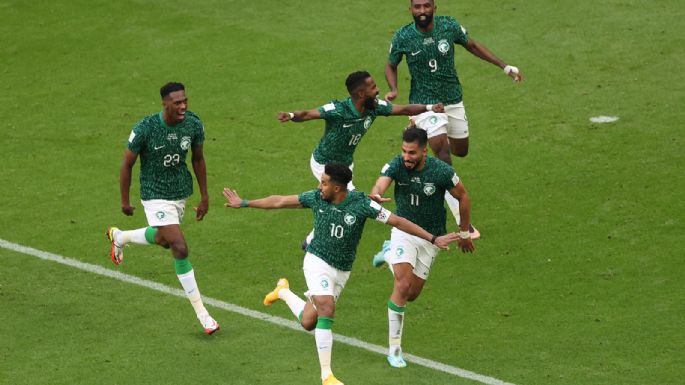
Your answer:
[106,82,219,335]
[222,163,459,385]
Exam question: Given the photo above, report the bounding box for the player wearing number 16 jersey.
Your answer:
[106,82,219,335]
[223,163,459,385]
[278,71,445,249]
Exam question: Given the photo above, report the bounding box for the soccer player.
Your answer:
[107,82,219,335]
[223,163,459,385]
[277,70,445,192]
[385,0,524,238]
[278,70,444,248]
[369,127,475,368]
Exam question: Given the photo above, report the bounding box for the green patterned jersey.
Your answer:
[381,155,459,235]
[299,189,391,271]
[312,97,393,166]
[388,16,469,105]
[127,111,205,200]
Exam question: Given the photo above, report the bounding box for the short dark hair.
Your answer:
[325,163,353,188]
[160,82,185,99]
[403,126,428,148]
[345,71,371,94]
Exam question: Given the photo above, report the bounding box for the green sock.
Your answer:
[174,258,193,275]
[144,227,158,244]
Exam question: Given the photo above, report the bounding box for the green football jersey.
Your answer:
[312,97,393,166]
[127,111,205,200]
[299,189,391,271]
[388,16,469,105]
[381,155,459,235]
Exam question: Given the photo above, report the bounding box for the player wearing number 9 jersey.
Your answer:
[222,163,459,385]
[106,82,219,335]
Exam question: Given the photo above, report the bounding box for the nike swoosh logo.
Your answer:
[397,182,409,186]
[343,123,354,128]
[411,50,421,56]
[154,145,165,150]
[318,209,324,213]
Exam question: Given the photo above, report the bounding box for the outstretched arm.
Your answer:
[391,102,445,116]
[386,214,459,250]
[369,176,393,204]
[277,109,322,123]
[447,181,475,252]
[119,149,138,216]
[223,187,303,209]
[464,38,523,82]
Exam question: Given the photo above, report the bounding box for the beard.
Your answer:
[413,13,433,29]
[363,97,377,110]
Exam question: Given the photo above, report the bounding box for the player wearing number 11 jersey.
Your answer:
[106,82,219,335]
[223,163,459,385]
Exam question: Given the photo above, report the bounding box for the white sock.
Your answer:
[444,191,461,226]
[279,288,306,320]
[118,227,150,245]
[177,269,208,316]
[388,306,405,356]
[315,328,333,379]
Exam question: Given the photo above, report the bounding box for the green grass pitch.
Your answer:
[1,0,683,384]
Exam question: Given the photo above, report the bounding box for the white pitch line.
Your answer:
[0,238,515,385]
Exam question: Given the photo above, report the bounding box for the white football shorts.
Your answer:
[141,199,186,227]
[303,252,350,300]
[387,227,439,280]
[412,102,469,139]
[310,154,356,191]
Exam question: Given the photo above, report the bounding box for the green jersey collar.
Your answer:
[345,97,363,118]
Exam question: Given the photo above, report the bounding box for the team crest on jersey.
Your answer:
[423,183,436,196]
[344,213,356,225]
[438,39,450,54]
[180,136,191,150]
[363,116,372,129]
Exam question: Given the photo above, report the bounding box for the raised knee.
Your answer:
[171,242,189,259]
[302,320,316,331]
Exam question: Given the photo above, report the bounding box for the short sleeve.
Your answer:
[193,120,205,147]
[380,156,401,179]
[127,121,146,154]
[451,18,469,46]
[298,189,319,208]
[376,99,394,116]
[317,100,340,121]
[368,198,392,224]
[388,32,404,65]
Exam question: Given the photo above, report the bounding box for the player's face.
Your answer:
[361,77,380,110]
[401,140,427,170]
[319,173,338,202]
[163,90,188,125]
[411,0,435,29]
